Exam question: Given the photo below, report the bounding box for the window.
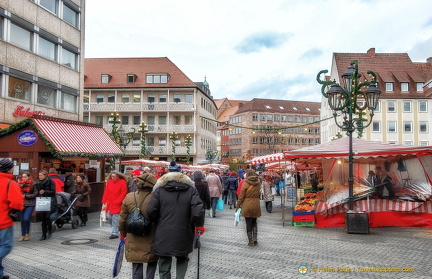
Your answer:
[403,101,411,112]
[83,115,89,123]
[252,114,258,121]
[274,115,280,122]
[185,94,193,103]
[403,121,412,133]
[158,116,167,125]
[8,76,31,101]
[420,141,429,146]
[387,101,396,112]
[185,115,192,125]
[132,136,140,147]
[419,122,428,133]
[107,94,115,103]
[374,101,381,112]
[173,94,181,103]
[60,92,76,112]
[133,116,140,125]
[173,115,181,125]
[401,82,409,92]
[288,116,294,122]
[158,137,166,146]
[147,94,155,103]
[40,0,58,14]
[419,101,427,112]
[159,94,167,103]
[146,74,169,84]
[101,74,110,84]
[372,121,380,132]
[281,115,287,122]
[292,107,298,111]
[96,94,104,103]
[95,116,103,125]
[62,4,79,28]
[295,116,300,122]
[147,116,155,125]
[10,23,32,51]
[127,74,136,83]
[121,94,129,103]
[403,141,413,146]
[267,114,273,121]
[38,37,57,61]
[37,85,56,107]
[302,116,307,123]
[133,94,140,103]
[121,115,129,125]
[385,82,393,91]
[416,82,424,92]
[259,114,265,121]
[388,121,396,133]
[61,48,77,69]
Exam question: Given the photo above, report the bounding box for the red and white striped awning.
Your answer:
[32,116,123,157]
[121,159,170,167]
[249,153,285,164]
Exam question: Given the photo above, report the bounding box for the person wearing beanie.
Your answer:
[147,162,205,279]
[0,159,24,279]
[72,175,91,226]
[119,173,158,279]
[35,169,57,241]
[128,169,141,193]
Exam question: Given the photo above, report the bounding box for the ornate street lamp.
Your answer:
[317,60,381,214]
[138,122,150,159]
[109,111,135,172]
[185,135,192,165]
[169,131,179,161]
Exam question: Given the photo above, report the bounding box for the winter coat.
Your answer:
[72,181,91,208]
[19,178,38,207]
[193,178,211,210]
[63,174,75,193]
[147,172,204,257]
[237,175,261,218]
[35,176,57,212]
[119,187,158,263]
[102,178,128,215]
[0,172,24,229]
[48,173,64,192]
[261,180,274,202]
[205,173,222,198]
[226,175,238,191]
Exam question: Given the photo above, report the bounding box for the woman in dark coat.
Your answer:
[146,161,204,279]
[72,174,91,226]
[35,170,57,241]
[193,171,211,217]
[237,169,261,246]
[119,173,159,279]
[18,171,37,241]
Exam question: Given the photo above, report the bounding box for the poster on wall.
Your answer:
[21,163,29,170]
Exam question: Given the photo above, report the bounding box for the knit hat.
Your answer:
[132,169,141,176]
[193,171,204,181]
[238,169,244,173]
[0,159,14,173]
[168,161,182,172]
[136,173,157,188]
[143,167,151,172]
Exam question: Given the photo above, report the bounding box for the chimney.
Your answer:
[367,48,375,56]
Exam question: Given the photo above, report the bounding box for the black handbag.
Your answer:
[7,180,21,222]
[126,192,152,236]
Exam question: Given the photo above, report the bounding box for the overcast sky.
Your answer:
[85,0,432,102]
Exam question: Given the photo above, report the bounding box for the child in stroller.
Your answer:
[51,192,82,229]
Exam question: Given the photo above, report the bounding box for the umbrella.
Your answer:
[260,171,281,177]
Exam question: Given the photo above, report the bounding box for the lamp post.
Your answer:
[138,122,149,159]
[317,60,381,211]
[169,131,179,161]
[185,135,192,165]
[109,111,135,172]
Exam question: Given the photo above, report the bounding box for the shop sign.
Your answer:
[13,106,45,117]
[17,130,38,146]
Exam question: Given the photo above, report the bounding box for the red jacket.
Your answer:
[0,172,24,229]
[48,173,64,192]
[102,178,127,215]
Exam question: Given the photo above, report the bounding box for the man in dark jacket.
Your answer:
[147,161,204,279]
[226,172,239,209]
[63,169,75,194]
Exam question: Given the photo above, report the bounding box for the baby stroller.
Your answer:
[51,192,82,230]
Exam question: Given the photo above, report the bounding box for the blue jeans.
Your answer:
[20,206,34,236]
[108,213,120,236]
[0,226,13,277]
[210,197,219,217]
[228,190,237,206]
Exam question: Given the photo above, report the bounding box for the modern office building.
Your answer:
[0,0,84,124]
[83,57,218,164]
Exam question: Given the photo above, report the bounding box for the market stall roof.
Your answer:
[0,116,123,158]
[283,137,432,160]
[120,159,170,166]
[249,153,285,164]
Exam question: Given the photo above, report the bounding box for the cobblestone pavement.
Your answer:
[3,201,432,279]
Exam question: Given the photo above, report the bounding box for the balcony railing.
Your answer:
[104,125,195,134]
[85,102,195,112]
[123,146,196,155]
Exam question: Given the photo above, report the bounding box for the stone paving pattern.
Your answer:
[3,201,432,279]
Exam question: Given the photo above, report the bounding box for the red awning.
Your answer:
[32,116,123,157]
[249,153,285,164]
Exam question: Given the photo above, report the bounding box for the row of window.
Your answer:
[372,121,429,133]
[1,72,77,112]
[90,114,194,126]
[386,100,428,113]
[87,93,194,104]
[385,82,424,92]
[0,10,80,70]
[201,119,217,134]
[252,113,320,123]
[101,73,170,84]
[35,0,80,28]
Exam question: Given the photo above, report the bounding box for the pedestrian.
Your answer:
[0,159,24,279]
[48,168,64,192]
[237,169,244,179]
[128,169,141,193]
[220,171,229,204]
[226,171,239,209]
[193,171,211,221]
[237,169,261,246]
[35,170,57,241]
[125,167,134,185]
[63,169,75,193]
[310,171,319,193]
[18,171,37,241]
[261,174,274,213]
[102,172,128,239]
[72,175,91,227]
[205,169,222,218]
[143,167,151,174]
[147,161,205,279]
[119,173,159,279]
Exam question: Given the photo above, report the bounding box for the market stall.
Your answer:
[284,137,432,228]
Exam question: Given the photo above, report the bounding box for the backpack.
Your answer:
[126,192,152,236]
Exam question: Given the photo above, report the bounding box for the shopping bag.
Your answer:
[216,199,224,211]
[234,208,241,226]
[100,204,107,227]
[112,238,126,277]
[271,187,277,196]
[35,197,51,211]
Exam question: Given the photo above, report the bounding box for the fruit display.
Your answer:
[294,192,318,212]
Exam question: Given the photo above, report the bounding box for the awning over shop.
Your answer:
[249,153,285,164]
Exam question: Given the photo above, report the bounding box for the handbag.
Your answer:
[7,180,21,221]
[35,197,51,211]
[100,204,107,227]
[126,193,152,236]
[234,208,241,226]
[216,199,224,211]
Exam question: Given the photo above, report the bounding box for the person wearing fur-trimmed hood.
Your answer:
[146,161,205,279]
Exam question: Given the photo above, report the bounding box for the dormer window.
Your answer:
[265,105,271,109]
[279,106,284,110]
[127,74,137,84]
[305,107,310,111]
[401,82,409,92]
[416,82,424,92]
[101,74,111,84]
[293,107,298,111]
[146,73,170,84]
[385,82,393,92]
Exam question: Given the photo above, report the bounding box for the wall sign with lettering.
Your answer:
[17,130,38,146]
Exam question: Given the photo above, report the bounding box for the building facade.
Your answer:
[0,0,84,124]
[83,57,218,165]
[223,98,321,164]
[321,48,432,145]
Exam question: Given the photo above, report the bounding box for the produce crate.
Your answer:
[293,214,315,222]
[292,210,315,215]
[293,221,315,227]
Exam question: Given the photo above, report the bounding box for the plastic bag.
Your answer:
[234,208,241,226]
[216,199,224,211]
[100,204,107,227]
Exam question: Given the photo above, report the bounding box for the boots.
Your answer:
[247,231,254,246]
[39,234,46,241]
[252,227,258,246]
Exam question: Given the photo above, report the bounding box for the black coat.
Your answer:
[36,177,57,212]
[63,174,75,193]
[193,179,211,210]
[147,172,204,257]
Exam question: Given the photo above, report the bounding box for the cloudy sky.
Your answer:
[85,0,432,102]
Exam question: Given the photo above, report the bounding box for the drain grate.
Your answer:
[61,239,98,245]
